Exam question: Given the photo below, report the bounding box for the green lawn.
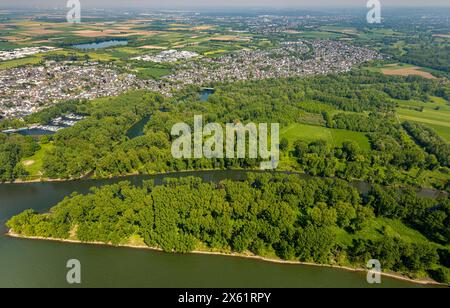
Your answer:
[281,123,371,151]
[136,67,172,80]
[21,142,54,178]
[335,217,440,249]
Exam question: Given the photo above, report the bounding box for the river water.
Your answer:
[0,171,432,288]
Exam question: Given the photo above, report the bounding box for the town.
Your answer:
[132,49,199,63]
[164,40,382,91]
[0,40,380,119]
[0,46,57,61]
[0,61,149,118]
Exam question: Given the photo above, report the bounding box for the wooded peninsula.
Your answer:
[7,173,450,283]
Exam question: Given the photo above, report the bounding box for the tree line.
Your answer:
[403,121,450,168]
[0,134,39,182]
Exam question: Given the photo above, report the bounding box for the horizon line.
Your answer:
[1,4,450,9]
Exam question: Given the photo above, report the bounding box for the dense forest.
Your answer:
[42,91,164,179]
[7,173,450,283]
[1,71,449,191]
[0,134,39,182]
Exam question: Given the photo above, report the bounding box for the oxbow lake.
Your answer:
[126,116,151,139]
[200,88,215,102]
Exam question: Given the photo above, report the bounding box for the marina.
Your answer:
[1,113,85,136]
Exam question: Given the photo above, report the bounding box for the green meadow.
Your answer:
[136,67,172,80]
[396,97,450,142]
[334,217,436,248]
[281,123,371,151]
[0,57,42,69]
[21,142,54,178]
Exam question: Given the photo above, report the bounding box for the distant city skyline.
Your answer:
[1,0,450,9]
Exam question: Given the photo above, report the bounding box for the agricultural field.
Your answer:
[381,66,437,79]
[358,28,404,40]
[396,97,450,142]
[0,47,120,70]
[281,123,371,151]
[433,34,450,39]
[320,26,359,34]
[367,63,437,79]
[296,31,342,40]
[0,17,257,68]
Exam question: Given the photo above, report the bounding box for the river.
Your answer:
[0,171,433,288]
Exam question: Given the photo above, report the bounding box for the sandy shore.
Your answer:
[2,168,234,184]
[6,177,68,184]
[7,230,445,287]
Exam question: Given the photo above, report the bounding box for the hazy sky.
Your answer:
[2,0,450,9]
